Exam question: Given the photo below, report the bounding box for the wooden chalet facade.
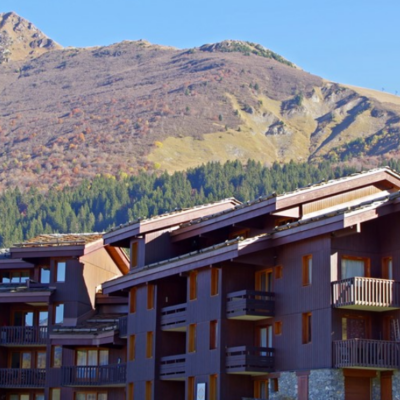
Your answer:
[101,167,400,400]
[0,234,129,400]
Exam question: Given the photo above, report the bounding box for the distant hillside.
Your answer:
[0,13,400,192]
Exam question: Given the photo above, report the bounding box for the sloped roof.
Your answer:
[14,233,104,248]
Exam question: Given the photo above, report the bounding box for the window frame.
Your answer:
[147,285,155,310]
[302,312,312,344]
[188,324,196,353]
[210,268,219,296]
[54,303,64,325]
[189,270,198,301]
[210,320,218,350]
[55,260,67,282]
[146,332,153,359]
[382,256,393,280]
[129,335,136,361]
[302,255,312,286]
[274,321,282,336]
[52,346,62,368]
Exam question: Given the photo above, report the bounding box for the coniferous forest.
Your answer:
[1,159,399,248]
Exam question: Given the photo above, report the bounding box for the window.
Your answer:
[13,311,33,327]
[302,255,312,286]
[1,270,29,284]
[56,261,66,282]
[147,285,155,309]
[256,269,273,292]
[129,335,136,361]
[341,256,369,279]
[210,320,218,350]
[271,378,279,393]
[39,311,48,326]
[50,389,61,400]
[209,374,218,400]
[52,346,62,367]
[146,332,153,358]
[210,268,219,296]
[188,377,195,400]
[130,287,137,313]
[275,265,283,279]
[274,321,282,336]
[54,304,64,324]
[76,394,107,400]
[128,383,134,400]
[11,351,32,368]
[76,348,109,367]
[131,241,138,268]
[383,257,393,280]
[302,312,312,344]
[36,351,46,368]
[10,396,29,400]
[189,271,198,300]
[254,380,269,399]
[188,324,196,353]
[40,266,50,284]
[145,381,152,400]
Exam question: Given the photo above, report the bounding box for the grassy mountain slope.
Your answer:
[0,14,400,192]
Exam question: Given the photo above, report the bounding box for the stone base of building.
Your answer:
[268,368,398,400]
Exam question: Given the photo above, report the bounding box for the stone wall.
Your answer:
[268,369,345,400]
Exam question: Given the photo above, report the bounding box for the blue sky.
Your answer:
[2,1,399,94]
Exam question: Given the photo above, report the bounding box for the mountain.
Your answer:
[1,13,400,192]
[0,12,61,63]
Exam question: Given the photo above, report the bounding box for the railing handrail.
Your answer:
[0,368,46,387]
[227,290,275,299]
[333,339,400,369]
[160,303,187,314]
[226,345,275,354]
[332,277,400,308]
[160,354,186,363]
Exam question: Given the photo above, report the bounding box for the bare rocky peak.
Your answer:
[0,11,62,63]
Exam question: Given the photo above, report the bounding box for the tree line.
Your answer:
[1,159,397,248]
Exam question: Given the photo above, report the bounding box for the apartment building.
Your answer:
[0,233,128,400]
[102,167,400,400]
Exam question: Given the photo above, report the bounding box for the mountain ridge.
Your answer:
[0,13,399,192]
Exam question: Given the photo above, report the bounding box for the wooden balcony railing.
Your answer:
[333,339,400,369]
[226,290,275,320]
[332,277,400,310]
[118,316,127,338]
[226,346,274,374]
[160,303,187,330]
[160,354,186,379]
[0,326,48,346]
[0,368,46,388]
[61,364,126,386]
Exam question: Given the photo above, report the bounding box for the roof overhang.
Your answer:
[104,198,241,246]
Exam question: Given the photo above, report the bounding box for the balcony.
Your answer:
[333,339,399,370]
[160,303,187,331]
[160,354,186,380]
[118,316,127,338]
[0,368,46,388]
[332,277,400,311]
[61,364,126,387]
[226,290,275,320]
[0,326,48,346]
[226,346,274,375]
